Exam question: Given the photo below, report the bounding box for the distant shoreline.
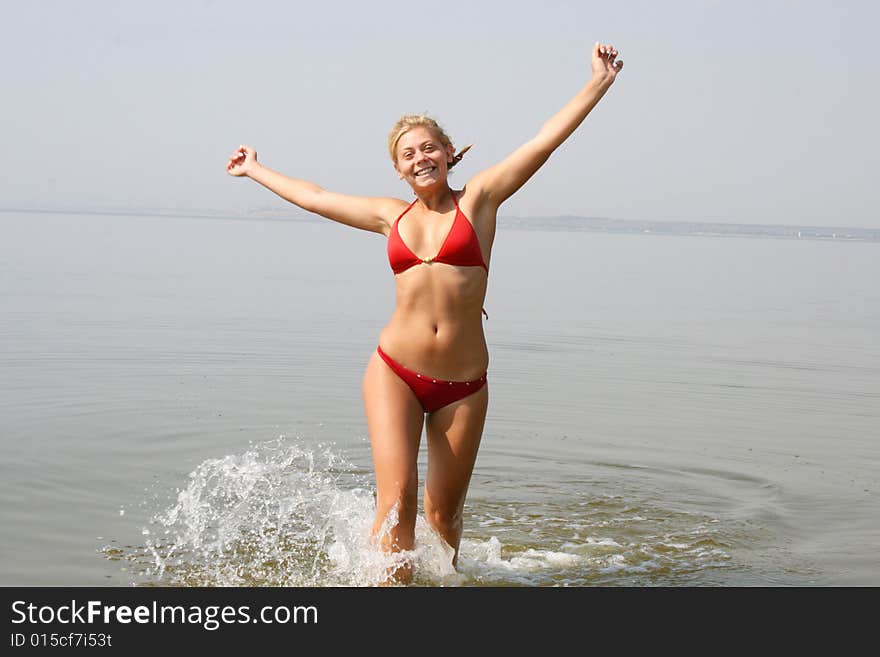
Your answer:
[3,207,878,242]
[501,215,880,242]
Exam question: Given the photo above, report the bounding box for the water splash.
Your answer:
[136,437,461,586]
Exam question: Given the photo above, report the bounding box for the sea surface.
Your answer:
[1,210,878,586]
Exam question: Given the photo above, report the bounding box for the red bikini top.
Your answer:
[388,192,488,275]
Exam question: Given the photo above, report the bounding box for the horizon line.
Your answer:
[1,206,877,240]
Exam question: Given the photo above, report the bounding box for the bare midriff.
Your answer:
[378,263,489,381]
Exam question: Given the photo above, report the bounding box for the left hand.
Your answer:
[591,42,623,83]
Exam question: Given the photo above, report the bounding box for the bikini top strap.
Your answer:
[395,199,418,224]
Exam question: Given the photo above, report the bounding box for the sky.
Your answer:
[2,0,877,228]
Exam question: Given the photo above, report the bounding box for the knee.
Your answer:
[375,476,419,526]
[379,486,418,520]
[373,483,418,554]
[424,500,463,536]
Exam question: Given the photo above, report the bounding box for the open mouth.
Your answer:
[415,166,436,177]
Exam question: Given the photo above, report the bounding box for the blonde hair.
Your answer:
[387,114,472,170]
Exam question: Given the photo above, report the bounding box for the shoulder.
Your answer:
[455,183,496,226]
[388,197,415,222]
[374,197,414,235]
[389,197,413,215]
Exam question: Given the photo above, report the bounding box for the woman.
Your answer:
[227,43,623,584]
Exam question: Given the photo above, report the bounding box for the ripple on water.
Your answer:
[459,495,744,586]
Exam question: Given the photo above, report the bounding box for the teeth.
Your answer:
[416,167,435,176]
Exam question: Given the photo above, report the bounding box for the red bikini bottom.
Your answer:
[376,345,487,413]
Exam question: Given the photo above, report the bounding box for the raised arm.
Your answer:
[470,43,623,209]
[226,145,399,235]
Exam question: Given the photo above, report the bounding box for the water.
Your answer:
[1,211,877,586]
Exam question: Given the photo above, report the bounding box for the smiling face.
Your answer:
[394,127,455,189]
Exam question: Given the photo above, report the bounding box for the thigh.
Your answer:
[424,384,489,514]
[362,350,425,506]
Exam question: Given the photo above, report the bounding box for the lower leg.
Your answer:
[424,503,464,566]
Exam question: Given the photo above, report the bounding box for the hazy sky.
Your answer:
[3,0,877,227]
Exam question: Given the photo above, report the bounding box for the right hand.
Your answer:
[226,145,257,177]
